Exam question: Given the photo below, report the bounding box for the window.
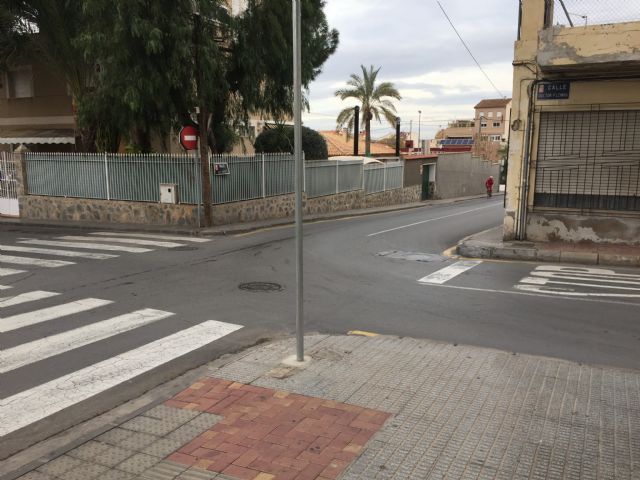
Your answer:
[497,112,503,118]
[489,135,502,141]
[493,122,501,128]
[488,112,493,118]
[481,122,488,128]
[479,112,485,118]
[6,66,34,99]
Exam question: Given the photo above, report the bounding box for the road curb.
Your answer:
[457,235,640,268]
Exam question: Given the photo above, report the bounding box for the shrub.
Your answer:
[254,125,328,160]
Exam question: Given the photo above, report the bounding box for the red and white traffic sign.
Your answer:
[179,125,199,151]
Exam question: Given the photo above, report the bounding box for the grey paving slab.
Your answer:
[214,335,640,480]
[137,460,188,480]
[36,455,84,477]
[21,334,640,480]
[16,471,54,480]
[116,453,163,475]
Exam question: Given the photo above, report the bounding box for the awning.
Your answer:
[0,128,76,145]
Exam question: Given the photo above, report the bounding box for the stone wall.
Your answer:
[20,196,200,226]
[212,186,422,226]
[20,185,422,227]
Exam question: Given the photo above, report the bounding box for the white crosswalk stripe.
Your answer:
[0,268,24,277]
[0,320,243,436]
[90,232,210,243]
[418,261,483,285]
[515,266,640,298]
[0,290,59,308]
[18,239,152,253]
[58,236,184,248]
[0,298,113,332]
[0,308,174,373]
[0,255,74,268]
[0,244,118,260]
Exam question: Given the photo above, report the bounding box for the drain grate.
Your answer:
[239,282,283,293]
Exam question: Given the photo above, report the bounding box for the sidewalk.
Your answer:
[458,226,640,267]
[11,334,639,480]
[0,194,497,237]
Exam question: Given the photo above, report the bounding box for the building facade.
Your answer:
[505,0,640,245]
[0,60,76,152]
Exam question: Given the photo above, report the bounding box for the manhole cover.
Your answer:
[171,246,198,252]
[239,282,283,293]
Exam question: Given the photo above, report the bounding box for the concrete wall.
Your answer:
[433,152,499,199]
[19,185,422,227]
[526,212,640,245]
[538,22,640,74]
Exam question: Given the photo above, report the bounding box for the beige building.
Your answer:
[505,0,640,245]
[474,99,511,143]
[0,60,76,152]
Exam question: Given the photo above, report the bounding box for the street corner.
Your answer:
[163,377,390,480]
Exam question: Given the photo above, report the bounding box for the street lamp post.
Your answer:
[292,0,304,362]
[418,110,422,153]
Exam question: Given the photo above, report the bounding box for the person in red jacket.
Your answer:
[485,176,494,197]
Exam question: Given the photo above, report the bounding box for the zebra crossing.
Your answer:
[0,231,242,439]
[0,230,211,281]
[0,290,242,437]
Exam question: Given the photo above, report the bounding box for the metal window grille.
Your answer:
[534,110,640,212]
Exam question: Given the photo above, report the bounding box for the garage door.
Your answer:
[534,110,640,211]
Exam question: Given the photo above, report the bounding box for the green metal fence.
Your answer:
[364,161,404,194]
[305,160,363,198]
[210,153,295,204]
[24,153,404,204]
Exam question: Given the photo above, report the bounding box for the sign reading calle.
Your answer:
[537,81,571,100]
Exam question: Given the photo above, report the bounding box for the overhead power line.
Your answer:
[436,1,506,99]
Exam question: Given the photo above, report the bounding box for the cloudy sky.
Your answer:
[302,0,520,140]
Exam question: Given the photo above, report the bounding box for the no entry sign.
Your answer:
[179,125,199,151]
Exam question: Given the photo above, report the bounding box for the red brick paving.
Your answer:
[166,378,390,480]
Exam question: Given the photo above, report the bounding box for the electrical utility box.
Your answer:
[160,183,179,204]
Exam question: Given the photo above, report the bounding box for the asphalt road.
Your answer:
[1,196,639,458]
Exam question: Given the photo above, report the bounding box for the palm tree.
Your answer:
[335,65,402,156]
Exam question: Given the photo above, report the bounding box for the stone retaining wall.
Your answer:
[20,185,422,227]
[20,196,200,226]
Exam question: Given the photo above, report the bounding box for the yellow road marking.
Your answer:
[348,330,379,337]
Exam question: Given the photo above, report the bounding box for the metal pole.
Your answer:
[395,117,401,157]
[195,153,202,228]
[262,153,266,198]
[353,106,360,156]
[383,163,387,192]
[335,160,339,194]
[293,0,304,362]
[418,110,422,153]
[104,152,110,200]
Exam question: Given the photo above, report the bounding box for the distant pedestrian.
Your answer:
[485,176,494,198]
